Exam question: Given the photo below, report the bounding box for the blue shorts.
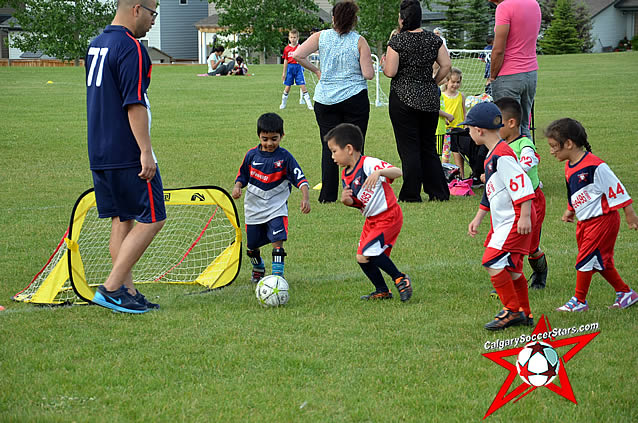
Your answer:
[284,63,306,86]
[92,167,166,223]
[246,216,288,250]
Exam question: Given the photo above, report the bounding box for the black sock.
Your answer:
[358,262,389,292]
[370,254,403,281]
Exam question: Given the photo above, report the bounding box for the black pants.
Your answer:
[314,89,369,203]
[450,128,488,179]
[388,90,449,202]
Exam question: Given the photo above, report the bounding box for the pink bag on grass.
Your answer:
[448,179,475,196]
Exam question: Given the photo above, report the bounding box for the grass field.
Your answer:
[1,52,637,422]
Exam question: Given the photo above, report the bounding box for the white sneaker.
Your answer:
[299,97,305,104]
[279,102,286,109]
[280,95,288,109]
[556,296,589,312]
[305,95,313,110]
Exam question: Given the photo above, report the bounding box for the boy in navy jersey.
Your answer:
[466,102,536,330]
[232,113,311,283]
[86,0,165,314]
[325,123,412,302]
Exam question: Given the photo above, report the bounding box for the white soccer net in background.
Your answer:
[447,49,492,96]
[303,49,490,107]
[302,54,388,107]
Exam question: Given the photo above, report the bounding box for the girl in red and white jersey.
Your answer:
[546,118,638,312]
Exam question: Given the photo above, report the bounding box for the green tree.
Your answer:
[539,0,582,54]
[356,0,401,56]
[3,0,116,65]
[436,0,465,49]
[462,0,493,50]
[540,0,592,52]
[210,0,320,63]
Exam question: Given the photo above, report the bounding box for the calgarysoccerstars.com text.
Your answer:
[483,322,600,351]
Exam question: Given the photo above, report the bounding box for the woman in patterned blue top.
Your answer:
[294,0,374,203]
[383,0,452,202]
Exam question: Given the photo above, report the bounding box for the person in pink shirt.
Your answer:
[488,0,541,138]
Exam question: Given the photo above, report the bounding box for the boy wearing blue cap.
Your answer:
[465,102,536,330]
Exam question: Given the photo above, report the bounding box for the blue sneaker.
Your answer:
[92,285,148,314]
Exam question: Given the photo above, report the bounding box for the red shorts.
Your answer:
[575,211,619,272]
[358,204,403,257]
[482,248,525,274]
[529,187,546,254]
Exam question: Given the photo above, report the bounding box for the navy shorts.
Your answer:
[245,216,288,250]
[284,63,306,86]
[92,167,166,223]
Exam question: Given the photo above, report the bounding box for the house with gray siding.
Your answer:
[582,0,638,52]
[141,0,209,61]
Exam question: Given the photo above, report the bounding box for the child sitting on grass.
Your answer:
[545,118,638,311]
[325,123,412,302]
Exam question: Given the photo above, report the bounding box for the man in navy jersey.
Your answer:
[86,0,166,313]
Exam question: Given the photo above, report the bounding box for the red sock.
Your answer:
[600,267,630,293]
[575,271,593,303]
[512,274,531,316]
[491,270,519,312]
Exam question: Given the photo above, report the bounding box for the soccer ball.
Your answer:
[465,93,493,110]
[516,341,560,387]
[255,275,289,307]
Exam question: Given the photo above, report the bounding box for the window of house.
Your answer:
[179,0,188,5]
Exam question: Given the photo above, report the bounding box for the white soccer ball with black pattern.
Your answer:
[255,275,289,307]
[516,341,560,387]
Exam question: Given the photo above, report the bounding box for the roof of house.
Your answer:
[580,0,638,17]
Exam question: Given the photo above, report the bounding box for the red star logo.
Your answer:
[578,172,587,182]
[274,160,283,168]
[482,315,600,419]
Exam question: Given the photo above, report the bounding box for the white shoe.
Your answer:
[299,97,305,104]
[306,102,314,110]
[279,103,286,109]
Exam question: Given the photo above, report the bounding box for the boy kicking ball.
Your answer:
[325,123,412,302]
[466,103,536,330]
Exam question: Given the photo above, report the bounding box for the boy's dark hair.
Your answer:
[214,45,225,53]
[494,97,522,126]
[323,123,363,152]
[235,55,243,64]
[332,1,359,35]
[486,35,494,45]
[544,118,592,152]
[257,113,284,136]
[400,0,422,32]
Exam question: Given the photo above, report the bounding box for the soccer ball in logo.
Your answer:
[255,275,289,307]
[516,341,561,387]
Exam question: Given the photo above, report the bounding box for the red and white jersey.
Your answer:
[342,156,398,218]
[565,152,632,221]
[283,44,299,64]
[480,141,535,252]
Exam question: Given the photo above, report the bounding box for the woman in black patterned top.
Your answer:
[383,0,451,202]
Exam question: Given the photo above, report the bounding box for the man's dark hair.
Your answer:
[324,123,363,152]
[400,0,422,32]
[257,113,284,136]
[494,97,522,126]
[332,1,359,35]
[214,45,225,53]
